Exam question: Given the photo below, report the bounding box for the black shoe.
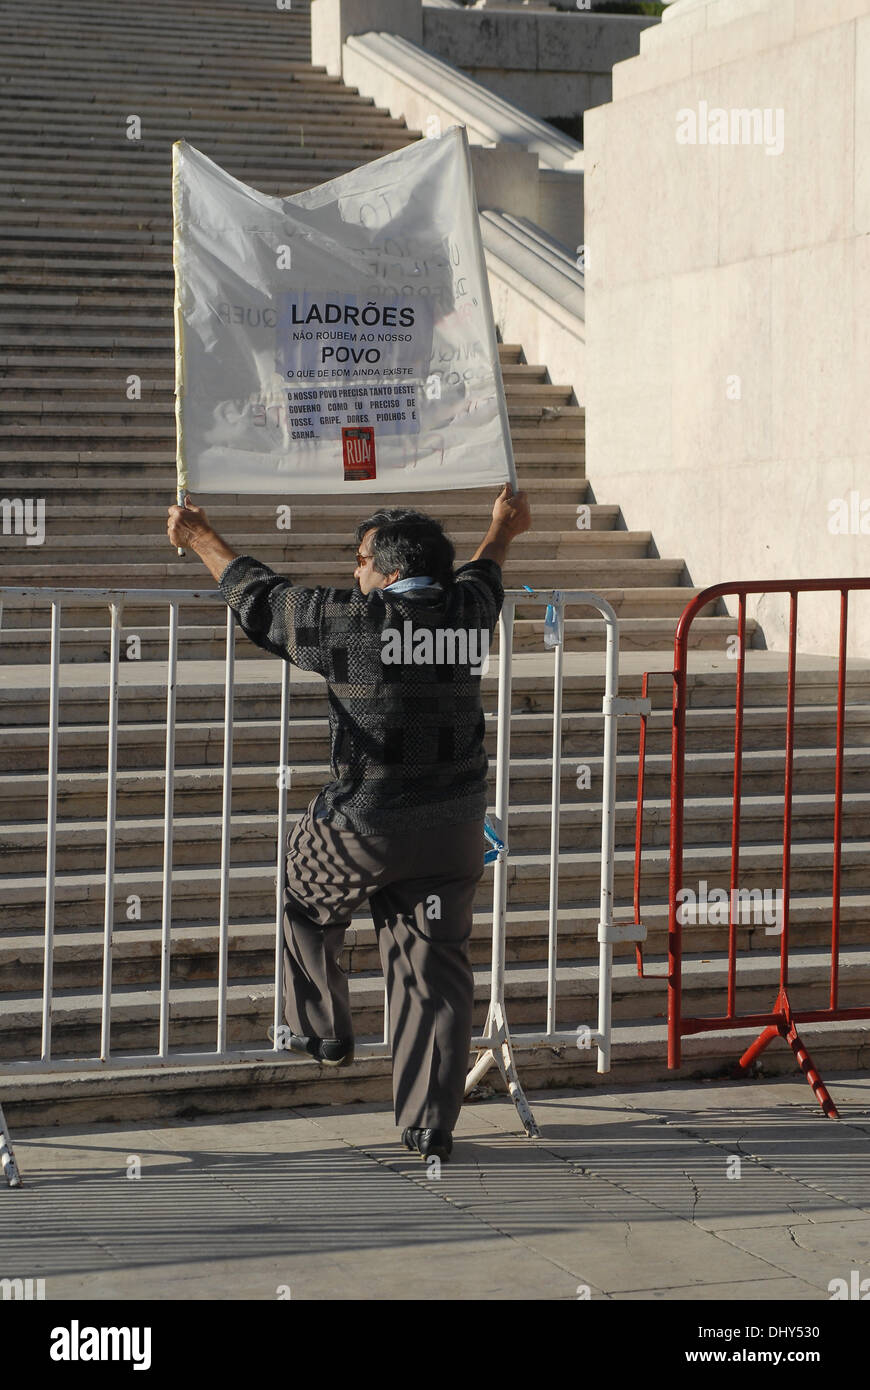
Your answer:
[401,1127,453,1161]
[268,1026,354,1067]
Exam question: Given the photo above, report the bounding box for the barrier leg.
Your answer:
[0,1103,22,1188]
[736,1024,780,1072]
[466,1001,498,1090]
[780,1018,839,1120]
[467,1002,540,1138]
[736,990,839,1119]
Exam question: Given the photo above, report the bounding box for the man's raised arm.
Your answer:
[470,483,532,568]
[167,495,239,583]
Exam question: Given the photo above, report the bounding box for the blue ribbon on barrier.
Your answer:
[483,816,505,865]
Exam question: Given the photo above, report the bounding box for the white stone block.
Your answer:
[690,0,795,74]
[310,0,422,77]
[642,0,710,51]
[852,223,870,427]
[611,35,694,100]
[770,239,856,464]
[598,82,721,285]
[538,169,583,251]
[670,258,773,475]
[795,0,870,39]
[586,276,672,465]
[856,17,870,232]
[584,0,870,657]
[716,25,854,263]
[468,145,540,219]
[705,0,772,33]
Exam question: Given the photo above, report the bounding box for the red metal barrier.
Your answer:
[635,579,870,1118]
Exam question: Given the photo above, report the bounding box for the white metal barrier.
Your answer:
[0,584,647,1180]
[466,591,648,1136]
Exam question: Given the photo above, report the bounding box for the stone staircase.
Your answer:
[2,0,869,1127]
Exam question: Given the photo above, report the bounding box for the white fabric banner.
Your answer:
[171,129,516,495]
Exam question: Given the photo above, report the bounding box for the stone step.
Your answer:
[0,114,414,142]
[2,948,868,1062]
[0,248,170,267]
[0,439,577,459]
[0,140,419,177]
[0,476,588,507]
[1,0,310,20]
[0,617,753,663]
[2,50,354,76]
[2,703,869,773]
[0,501,603,541]
[1,137,408,167]
[5,6,309,22]
[0,215,167,236]
[3,840,869,932]
[3,745,865,821]
[0,532,646,573]
[0,455,584,478]
[0,444,578,468]
[3,562,694,596]
[1,78,375,106]
[0,657,862,724]
[4,793,869,876]
[2,1,307,23]
[6,1017,869,1127]
[0,590,696,640]
[0,131,414,165]
[1,165,415,201]
[0,112,407,136]
[4,893,866,994]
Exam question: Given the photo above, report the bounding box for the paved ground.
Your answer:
[4,1070,870,1302]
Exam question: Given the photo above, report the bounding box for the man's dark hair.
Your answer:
[355,508,455,587]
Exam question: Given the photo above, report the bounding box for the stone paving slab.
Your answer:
[613,1276,821,1301]
[3,1071,870,1300]
[713,1220,870,1297]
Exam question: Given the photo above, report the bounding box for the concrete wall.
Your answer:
[584,0,870,657]
[421,7,658,129]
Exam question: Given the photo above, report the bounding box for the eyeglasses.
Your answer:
[355,551,373,567]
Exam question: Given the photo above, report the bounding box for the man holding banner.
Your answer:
[169,125,527,1158]
[167,483,531,1162]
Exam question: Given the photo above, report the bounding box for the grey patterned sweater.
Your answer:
[218,554,505,833]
